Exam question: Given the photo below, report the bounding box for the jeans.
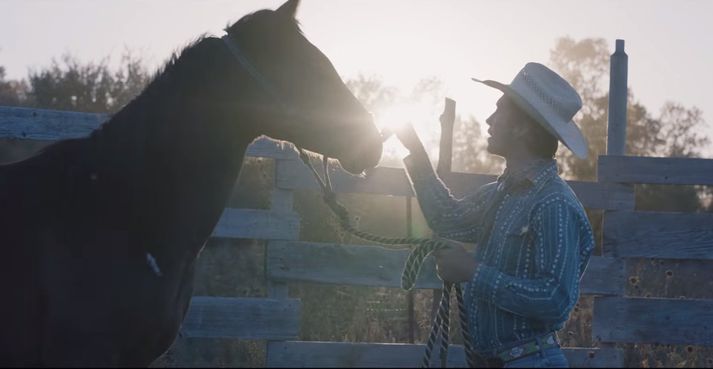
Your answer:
[503,347,569,368]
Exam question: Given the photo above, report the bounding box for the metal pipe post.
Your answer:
[607,39,629,156]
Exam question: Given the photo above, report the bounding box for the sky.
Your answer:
[2,0,713,158]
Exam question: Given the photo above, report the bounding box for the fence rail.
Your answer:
[593,297,713,346]
[181,297,301,340]
[266,341,625,368]
[598,155,713,185]
[266,241,624,295]
[603,210,713,259]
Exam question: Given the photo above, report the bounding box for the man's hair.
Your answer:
[516,106,559,158]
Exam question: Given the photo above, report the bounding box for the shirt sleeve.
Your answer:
[402,152,492,243]
[466,194,594,324]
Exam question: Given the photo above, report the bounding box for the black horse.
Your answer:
[0,0,382,366]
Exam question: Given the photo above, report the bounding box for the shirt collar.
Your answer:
[497,159,558,193]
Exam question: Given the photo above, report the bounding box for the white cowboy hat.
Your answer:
[472,62,588,159]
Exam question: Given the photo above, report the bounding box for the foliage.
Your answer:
[549,37,710,212]
[0,66,30,107]
[550,37,709,186]
[0,51,150,114]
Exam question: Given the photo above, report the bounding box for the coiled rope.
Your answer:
[296,149,486,368]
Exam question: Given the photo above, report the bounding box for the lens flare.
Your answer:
[374,102,437,161]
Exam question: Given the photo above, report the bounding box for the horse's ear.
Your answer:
[276,0,299,19]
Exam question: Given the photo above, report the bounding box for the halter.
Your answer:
[222,34,333,168]
[221,33,485,368]
[222,35,286,110]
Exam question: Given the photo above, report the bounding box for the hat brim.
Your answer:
[471,77,588,159]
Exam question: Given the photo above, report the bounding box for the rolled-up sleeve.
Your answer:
[467,194,592,324]
[402,152,492,243]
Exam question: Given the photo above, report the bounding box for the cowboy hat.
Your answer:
[472,62,588,159]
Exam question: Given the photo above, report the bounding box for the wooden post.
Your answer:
[437,98,456,175]
[607,39,629,156]
[600,39,629,355]
[406,196,416,344]
[265,160,299,299]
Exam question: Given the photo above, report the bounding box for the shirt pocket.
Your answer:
[499,218,535,275]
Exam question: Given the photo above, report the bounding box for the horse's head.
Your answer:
[222,0,382,174]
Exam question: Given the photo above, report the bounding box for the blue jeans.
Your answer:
[503,347,569,368]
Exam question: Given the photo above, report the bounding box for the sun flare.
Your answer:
[374,101,442,163]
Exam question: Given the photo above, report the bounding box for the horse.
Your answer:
[0,0,383,366]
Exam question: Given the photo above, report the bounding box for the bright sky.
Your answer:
[2,0,713,159]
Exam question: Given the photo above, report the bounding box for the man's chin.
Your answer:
[486,143,498,155]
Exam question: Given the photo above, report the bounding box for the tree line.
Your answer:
[1,37,710,211]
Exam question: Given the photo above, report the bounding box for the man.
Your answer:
[396,63,594,368]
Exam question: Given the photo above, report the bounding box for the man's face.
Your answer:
[485,96,528,157]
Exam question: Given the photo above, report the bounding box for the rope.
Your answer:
[297,149,487,368]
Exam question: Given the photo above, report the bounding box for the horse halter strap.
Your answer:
[221,34,321,169]
[221,35,286,108]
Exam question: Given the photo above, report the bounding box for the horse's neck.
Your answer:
[96,81,257,261]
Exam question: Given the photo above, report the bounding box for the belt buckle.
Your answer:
[509,346,524,359]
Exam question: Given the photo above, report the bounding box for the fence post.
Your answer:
[607,39,629,156]
[266,162,295,299]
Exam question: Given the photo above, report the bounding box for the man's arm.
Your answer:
[397,123,491,242]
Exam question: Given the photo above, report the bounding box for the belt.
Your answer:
[487,332,560,367]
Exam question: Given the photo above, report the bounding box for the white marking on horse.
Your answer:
[146,253,163,277]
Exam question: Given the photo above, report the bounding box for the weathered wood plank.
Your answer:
[266,241,622,295]
[245,136,299,160]
[603,211,713,259]
[211,208,300,241]
[276,159,633,210]
[580,257,626,296]
[567,181,634,211]
[0,105,107,140]
[593,296,713,345]
[441,173,634,211]
[180,296,300,340]
[0,106,297,159]
[266,240,439,289]
[599,155,713,185]
[266,341,623,368]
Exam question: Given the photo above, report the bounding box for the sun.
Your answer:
[373,101,441,163]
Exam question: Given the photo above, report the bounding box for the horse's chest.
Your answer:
[41,237,198,366]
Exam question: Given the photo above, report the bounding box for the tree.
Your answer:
[27,51,150,114]
[451,115,503,174]
[548,37,709,211]
[0,66,29,107]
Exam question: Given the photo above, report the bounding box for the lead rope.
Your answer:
[296,149,485,368]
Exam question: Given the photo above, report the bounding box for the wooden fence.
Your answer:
[4,104,713,367]
[2,40,713,367]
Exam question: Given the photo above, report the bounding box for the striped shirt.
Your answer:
[403,154,594,356]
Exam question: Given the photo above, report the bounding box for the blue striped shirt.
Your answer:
[403,155,594,356]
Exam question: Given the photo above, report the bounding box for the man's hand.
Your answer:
[432,237,478,283]
[394,122,427,155]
